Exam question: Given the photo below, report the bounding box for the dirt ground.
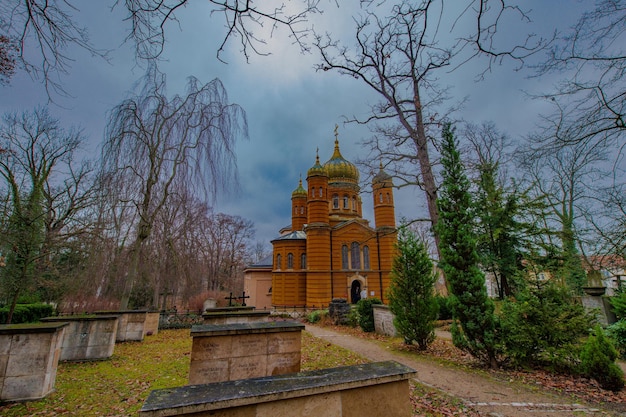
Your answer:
[305,325,626,417]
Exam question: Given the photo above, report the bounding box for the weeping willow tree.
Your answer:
[101,67,247,309]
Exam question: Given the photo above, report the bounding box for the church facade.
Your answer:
[270,133,397,308]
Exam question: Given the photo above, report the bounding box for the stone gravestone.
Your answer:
[188,321,304,385]
[202,298,217,311]
[329,298,352,325]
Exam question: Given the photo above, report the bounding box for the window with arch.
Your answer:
[386,192,391,203]
[311,187,315,197]
[343,195,349,208]
[318,187,324,198]
[276,254,282,270]
[332,194,339,209]
[300,206,304,214]
[379,192,383,203]
[352,196,357,211]
[287,253,294,269]
[351,242,361,270]
[341,245,349,269]
[301,253,306,269]
[363,245,370,270]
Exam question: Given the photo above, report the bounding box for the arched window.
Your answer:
[300,206,304,214]
[379,192,383,203]
[319,187,324,198]
[352,196,357,211]
[386,192,391,203]
[343,195,349,208]
[363,245,370,270]
[294,205,298,214]
[341,245,349,269]
[287,253,294,269]
[351,242,361,270]
[311,187,315,197]
[276,254,282,270]
[332,194,339,209]
[301,253,306,269]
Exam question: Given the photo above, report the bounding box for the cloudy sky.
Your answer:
[0,1,588,246]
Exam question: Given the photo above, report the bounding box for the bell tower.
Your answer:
[305,150,331,307]
[373,162,397,295]
[291,177,307,231]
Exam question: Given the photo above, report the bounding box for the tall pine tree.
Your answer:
[436,123,499,368]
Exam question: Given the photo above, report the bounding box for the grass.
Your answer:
[0,329,368,416]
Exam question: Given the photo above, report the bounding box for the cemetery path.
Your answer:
[305,325,624,417]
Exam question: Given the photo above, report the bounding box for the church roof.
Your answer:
[246,254,273,268]
[323,138,359,184]
[271,230,307,243]
[291,178,307,197]
[373,161,392,185]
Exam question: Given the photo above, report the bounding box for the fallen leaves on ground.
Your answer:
[316,321,626,414]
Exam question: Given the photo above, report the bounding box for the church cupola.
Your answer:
[373,161,395,229]
[306,151,329,225]
[291,177,307,231]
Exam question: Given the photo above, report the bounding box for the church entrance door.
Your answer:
[350,280,361,304]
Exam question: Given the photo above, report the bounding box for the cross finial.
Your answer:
[334,124,339,140]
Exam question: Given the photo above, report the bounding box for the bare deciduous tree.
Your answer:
[121,0,322,62]
[315,1,544,258]
[101,68,247,309]
[0,107,89,322]
[533,0,625,157]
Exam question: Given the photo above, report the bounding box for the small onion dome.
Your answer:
[323,139,359,183]
[292,178,307,197]
[373,161,392,185]
[307,152,327,177]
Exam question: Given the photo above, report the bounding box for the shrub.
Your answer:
[499,283,594,372]
[305,309,327,324]
[606,320,626,359]
[609,290,626,320]
[356,298,382,332]
[0,303,54,324]
[435,295,453,320]
[580,326,625,392]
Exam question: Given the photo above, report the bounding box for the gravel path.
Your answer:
[305,325,624,417]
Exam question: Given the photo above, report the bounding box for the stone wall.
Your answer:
[373,304,397,337]
[141,361,416,417]
[201,310,270,325]
[188,321,304,385]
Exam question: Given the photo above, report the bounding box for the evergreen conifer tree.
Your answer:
[388,225,438,350]
[435,123,499,368]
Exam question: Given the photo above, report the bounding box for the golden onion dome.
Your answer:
[307,152,327,178]
[291,178,307,197]
[323,139,359,183]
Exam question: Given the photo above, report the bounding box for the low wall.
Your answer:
[143,312,160,337]
[140,361,417,417]
[188,321,304,385]
[40,315,118,361]
[204,306,256,313]
[96,310,153,342]
[0,322,67,401]
[373,304,397,337]
[201,310,270,325]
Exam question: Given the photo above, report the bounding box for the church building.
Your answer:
[270,130,397,308]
